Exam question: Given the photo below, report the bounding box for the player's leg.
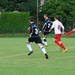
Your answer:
[64,28,75,36]
[54,34,67,52]
[42,33,48,46]
[54,39,66,50]
[37,43,48,59]
[36,37,48,59]
[26,37,33,55]
[59,42,67,53]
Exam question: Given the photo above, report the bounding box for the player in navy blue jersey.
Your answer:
[26,16,48,59]
[41,14,52,46]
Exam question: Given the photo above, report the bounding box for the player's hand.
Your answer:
[39,31,41,33]
[62,32,64,35]
[49,30,50,33]
[49,28,52,33]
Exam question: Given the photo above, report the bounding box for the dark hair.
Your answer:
[44,14,48,17]
[54,15,60,20]
[30,16,34,22]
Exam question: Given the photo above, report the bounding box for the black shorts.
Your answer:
[43,32,50,35]
[28,36,42,44]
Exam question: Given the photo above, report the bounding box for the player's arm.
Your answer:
[61,24,64,34]
[27,26,32,37]
[49,28,53,32]
[49,22,54,32]
[28,27,30,31]
[41,23,46,32]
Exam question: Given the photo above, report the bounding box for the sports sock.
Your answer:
[44,42,48,46]
[40,46,47,54]
[43,38,48,46]
[54,40,66,50]
[60,43,66,50]
[67,30,74,36]
[26,43,32,51]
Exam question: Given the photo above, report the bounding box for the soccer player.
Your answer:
[49,15,67,53]
[64,28,75,36]
[41,14,52,46]
[26,16,48,59]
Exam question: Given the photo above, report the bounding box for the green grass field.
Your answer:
[0,37,75,75]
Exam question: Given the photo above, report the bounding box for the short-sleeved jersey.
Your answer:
[42,18,52,32]
[29,22,39,36]
[51,20,64,34]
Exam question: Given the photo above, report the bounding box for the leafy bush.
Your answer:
[0,12,30,33]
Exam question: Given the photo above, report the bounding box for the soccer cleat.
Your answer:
[46,45,48,47]
[44,42,48,47]
[45,44,48,47]
[45,53,48,59]
[28,51,33,55]
[63,49,67,53]
[42,41,48,47]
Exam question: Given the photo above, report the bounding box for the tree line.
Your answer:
[0,0,37,16]
[41,0,75,31]
[0,0,75,31]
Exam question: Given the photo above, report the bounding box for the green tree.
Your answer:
[0,0,37,16]
[41,0,75,31]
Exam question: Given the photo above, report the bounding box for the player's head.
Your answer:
[54,15,60,20]
[29,16,34,23]
[44,14,48,19]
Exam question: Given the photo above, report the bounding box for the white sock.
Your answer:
[26,43,32,51]
[43,37,45,40]
[40,46,47,54]
[43,38,48,46]
[42,40,45,44]
[44,42,48,46]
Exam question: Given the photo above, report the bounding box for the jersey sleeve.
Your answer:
[28,24,30,29]
[61,23,64,30]
[41,23,46,31]
[28,24,32,33]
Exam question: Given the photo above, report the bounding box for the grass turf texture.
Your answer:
[0,38,75,75]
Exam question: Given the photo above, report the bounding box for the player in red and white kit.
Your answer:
[49,15,67,52]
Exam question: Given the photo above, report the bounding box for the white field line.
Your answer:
[0,52,41,59]
[0,46,75,59]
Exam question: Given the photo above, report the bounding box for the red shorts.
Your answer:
[54,34,61,41]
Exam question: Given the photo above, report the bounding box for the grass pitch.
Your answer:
[0,38,75,75]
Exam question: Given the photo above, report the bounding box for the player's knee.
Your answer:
[38,43,42,48]
[26,41,29,44]
[73,28,75,31]
[43,34,46,37]
[40,46,44,49]
[58,41,61,44]
[53,39,59,43]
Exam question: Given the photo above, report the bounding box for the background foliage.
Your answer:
[0,0,75,33]
[0,0,37,16]
[0,12,30,33]
[41,0,75,31]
